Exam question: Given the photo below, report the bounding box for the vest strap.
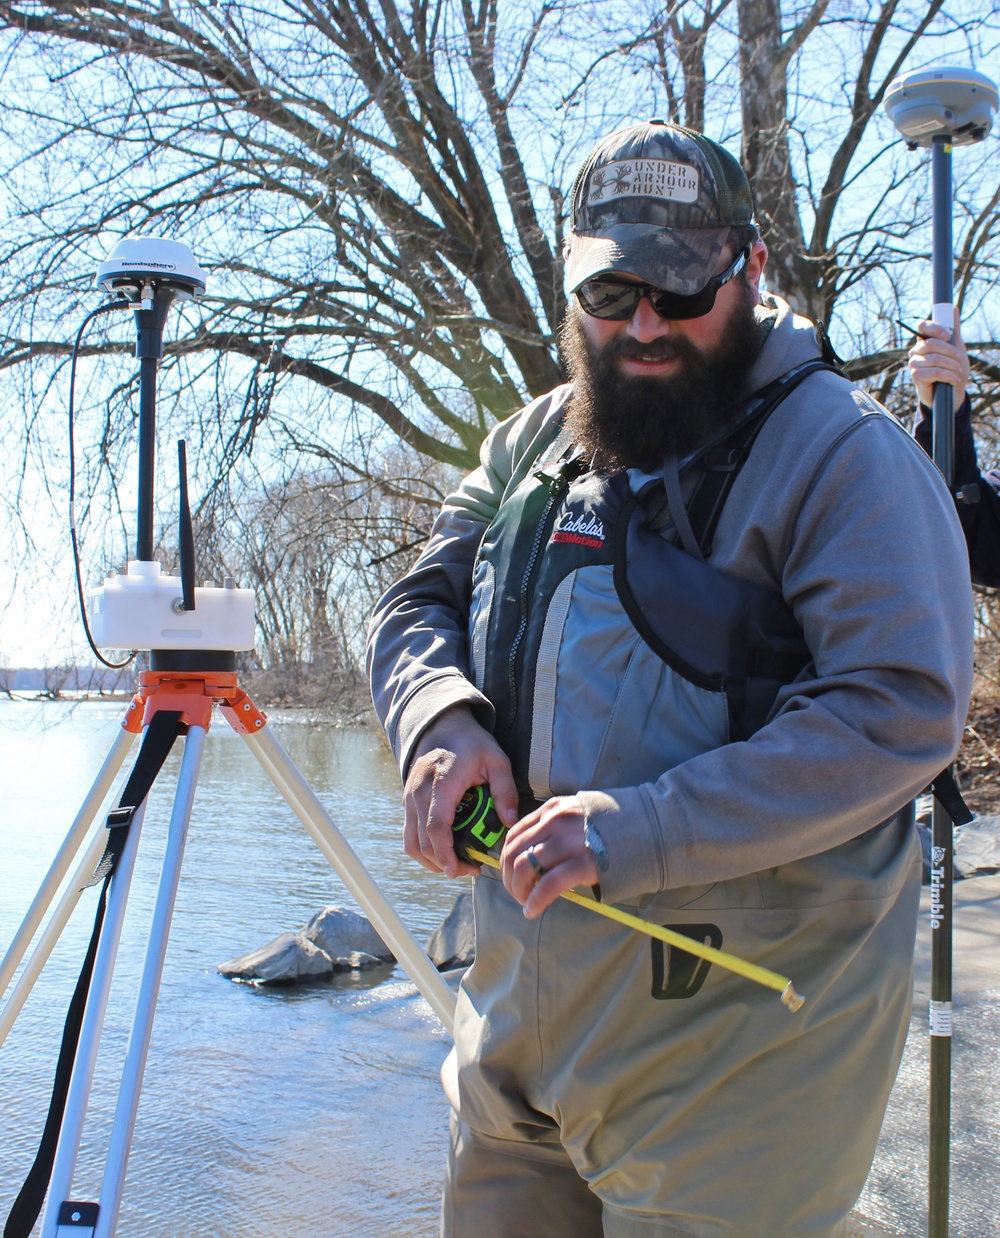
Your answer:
[684,361,839,555]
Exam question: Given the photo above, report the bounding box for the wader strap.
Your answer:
[4,710,185,1238]
[662,453,705,561]
[685,361,838,556]
[927,766,975,826]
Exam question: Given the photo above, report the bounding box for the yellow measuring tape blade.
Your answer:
[466,846,804,1012]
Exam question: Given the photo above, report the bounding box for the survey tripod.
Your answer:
[0,238,457,1238]
[885,65,999,1238]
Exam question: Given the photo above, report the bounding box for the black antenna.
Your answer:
[177,440,196,612]
[133,288,176,562]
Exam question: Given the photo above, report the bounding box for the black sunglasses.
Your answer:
[575,246,752,322]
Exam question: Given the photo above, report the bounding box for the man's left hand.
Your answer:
[500,796,599,918]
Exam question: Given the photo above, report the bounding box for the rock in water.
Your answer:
[337,950,390,971]
[219,902,468,986]
[305,906,395,964]
[427,890,475,969]
[218,931,334,984]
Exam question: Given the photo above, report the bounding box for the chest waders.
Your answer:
[447,362,936,1238]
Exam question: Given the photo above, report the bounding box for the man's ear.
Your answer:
[745,241,768,300]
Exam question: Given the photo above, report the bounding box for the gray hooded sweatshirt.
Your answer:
[367,295,974,906]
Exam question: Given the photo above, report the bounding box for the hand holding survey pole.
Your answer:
[884,63,998,1238]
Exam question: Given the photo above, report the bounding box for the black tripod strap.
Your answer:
[4,883,110,1238]
[88,710,185,886]
[4,710,184,1238]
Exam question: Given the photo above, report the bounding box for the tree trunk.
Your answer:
[737,0,819,320]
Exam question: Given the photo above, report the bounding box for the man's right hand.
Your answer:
[402,705,519,879]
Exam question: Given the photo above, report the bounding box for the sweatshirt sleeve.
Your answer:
[579,413,975,901]
[965,481,1000,590]
[914,394,978,485]
[914,396,1000,588]
[366,389,567,776]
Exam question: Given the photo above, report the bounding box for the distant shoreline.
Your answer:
[0,682,377,727]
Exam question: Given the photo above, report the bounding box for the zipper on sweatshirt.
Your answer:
[505,469,568,730]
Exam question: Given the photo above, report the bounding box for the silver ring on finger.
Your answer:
[526,845,546,879]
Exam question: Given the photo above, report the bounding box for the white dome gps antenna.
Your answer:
[885,63,997,1238]
[94,238,206,566]
[884,67,997,489]
[884,65,997,150]
[95,235,207,301]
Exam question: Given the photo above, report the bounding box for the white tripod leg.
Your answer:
[243,725,457,1033]
[0,725,136,1000]
[0,827,110,1050]
[39,796,149,1238]
[94,725,206,1238]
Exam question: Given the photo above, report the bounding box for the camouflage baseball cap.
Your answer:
[565,120,755,296]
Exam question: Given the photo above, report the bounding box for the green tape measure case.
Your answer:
[451,785,506,863]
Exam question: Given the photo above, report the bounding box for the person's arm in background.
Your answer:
[909,313,1000,587]
[909,311,976,482]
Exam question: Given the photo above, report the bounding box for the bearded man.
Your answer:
[366,121,973,1238]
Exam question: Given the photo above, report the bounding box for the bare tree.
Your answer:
[186,448,448,710]
[0,0,997,688]
[0,0,575,476]
[0,3,996,446]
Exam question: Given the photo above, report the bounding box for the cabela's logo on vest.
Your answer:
[553,509,606,548]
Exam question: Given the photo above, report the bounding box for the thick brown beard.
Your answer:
[559,278,765,472]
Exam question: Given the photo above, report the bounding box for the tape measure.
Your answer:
[451,785,507,863]
[449,785,805,1011]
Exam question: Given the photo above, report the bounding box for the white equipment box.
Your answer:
[87,560,255,651]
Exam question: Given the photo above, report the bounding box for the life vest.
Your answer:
[468,364,830,804]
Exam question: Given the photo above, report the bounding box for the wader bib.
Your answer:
[446,371,922,1238]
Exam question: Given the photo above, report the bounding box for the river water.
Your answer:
[4,700,999,1236]
[0,699,457,1237]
